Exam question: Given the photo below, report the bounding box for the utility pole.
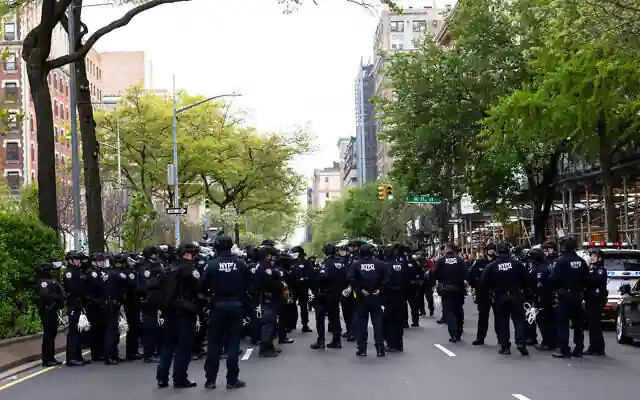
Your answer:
[68,0,82,251]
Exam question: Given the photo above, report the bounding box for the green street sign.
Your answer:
[407,195,441,204]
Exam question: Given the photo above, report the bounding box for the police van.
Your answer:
[580,242,640,322]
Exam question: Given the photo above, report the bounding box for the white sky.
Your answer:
[81,0,449,245]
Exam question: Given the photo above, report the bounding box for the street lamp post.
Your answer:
[171,74,241,246]
[68,0,82,250]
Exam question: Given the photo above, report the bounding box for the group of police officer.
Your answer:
[34,234,607,390]
[464,237,607,357]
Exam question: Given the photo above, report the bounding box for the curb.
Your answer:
[0,328,68,375]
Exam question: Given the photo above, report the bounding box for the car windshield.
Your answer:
[602,253,640,271]
[607,278,639,295]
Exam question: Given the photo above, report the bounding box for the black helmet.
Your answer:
[323,243,336,256]
[177,243,199,257]
[497,242,511,255]
[142,246,157,259]
[214,235,234,251]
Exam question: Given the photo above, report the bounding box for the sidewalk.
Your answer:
[0,330,67,374]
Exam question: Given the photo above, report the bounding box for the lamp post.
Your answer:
[171,74,241,246]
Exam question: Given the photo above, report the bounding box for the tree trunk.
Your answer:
[27,66,59,233]
[72,6,105,253]
[528,152,560,244]
[598,117,618,242]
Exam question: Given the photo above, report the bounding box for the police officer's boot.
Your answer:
[310,340,325,350]
[301,324,312,333]
[327,336,342,349]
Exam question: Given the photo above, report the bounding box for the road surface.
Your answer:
[1,302,638,400]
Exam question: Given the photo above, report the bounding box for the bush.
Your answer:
[0,212,65,339]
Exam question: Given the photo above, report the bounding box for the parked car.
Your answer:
[616,279,640,344]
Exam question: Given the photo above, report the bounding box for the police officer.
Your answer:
[255,245,283,357]
[469,243,496,345]
[136,246,164,363]
[201,235,250,390]
[584,248,607,356]
[383,249,406,352]
[36,261,65,367]
[529,248,556,351]
[156,243,200,389]
[433,243,468,343]
[86,253,107,361]
[338,246,356,341]
[288,246,314,333]
[62,251,90,366]
[404,246,423,328]
[122,253,142,361]
[542,241,558,263]
[102,254,128,365]
[481,242,529,355]
[348,244,388,357]
[310,243,345,350]
[550,237,589,358]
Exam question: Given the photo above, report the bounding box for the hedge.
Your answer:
[0,212,64,339]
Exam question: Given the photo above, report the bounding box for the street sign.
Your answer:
[166,207,188,215]
[407,195,441,204]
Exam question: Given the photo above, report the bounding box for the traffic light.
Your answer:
[204,199,210,209]
[378,185,387,201]
[386,185,393,201]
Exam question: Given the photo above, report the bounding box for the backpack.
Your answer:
[146,266,179,310]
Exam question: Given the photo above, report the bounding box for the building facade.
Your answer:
[311,162,342,209]
[99,51,152,96]
[372,1,449,177]
[340,136,358,189]
[1,6,104,191]
[354,59,377,184]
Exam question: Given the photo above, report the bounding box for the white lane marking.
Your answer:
[433,344,456,357]
[512,394,531,400]
[241,348,253,360]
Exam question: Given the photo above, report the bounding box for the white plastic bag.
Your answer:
[118,314,129,334]
[78,310,91,332]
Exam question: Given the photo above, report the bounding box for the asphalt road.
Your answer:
[1,301,638,400]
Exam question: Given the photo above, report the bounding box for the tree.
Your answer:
[484,0,640,242]
[19,0,192,235]
[242,208,303,243]
[307,182,418,255]
[378,0,565,243]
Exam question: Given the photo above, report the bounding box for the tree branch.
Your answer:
[47,0,192,70]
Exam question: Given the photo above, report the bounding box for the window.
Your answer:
[412,20,426,32]
[6,172,20,190]
[432,20,439,28]
[325,192,330,198]
[54,126,59,142]
[53,101,58,118]
[4,82,18,101]
[5,142,19,161]
[390,21,404,32]
[30,145,34,164]
[31,172,35,182]
[4,23,16,41]
[324,177,329,183]
[391,43,404,50]
[61,155,65,165]
[4,54,16,71]
[7,111,18,129]
[29,116,33,132]
[445,4,452,11]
